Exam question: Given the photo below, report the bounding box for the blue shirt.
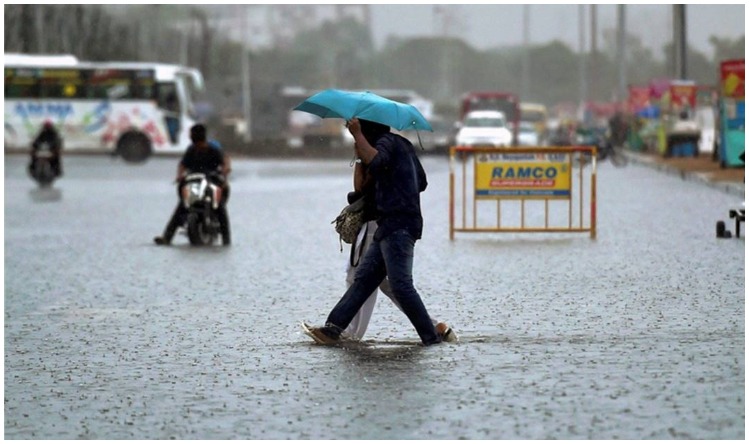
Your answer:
[367,133,428,241]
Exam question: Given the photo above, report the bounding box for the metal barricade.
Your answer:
[449,146,597,240]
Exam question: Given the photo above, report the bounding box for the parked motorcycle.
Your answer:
[180,172,224,246]
[28,144,57,187]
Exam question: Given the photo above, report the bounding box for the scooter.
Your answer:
[28,146,58,187]
[180,172,224,246]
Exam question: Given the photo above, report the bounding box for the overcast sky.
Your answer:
[369,4,745,57]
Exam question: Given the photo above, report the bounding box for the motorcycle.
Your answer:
[179,172,225,246]
[28,144,58,187]
[576,127,628,167]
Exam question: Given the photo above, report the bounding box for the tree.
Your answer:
[709,35,745,63]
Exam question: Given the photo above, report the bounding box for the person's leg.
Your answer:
[380,229,440,345]
[217,183,231,245]
[166,117,179,144]
[378,278,439,328]
[217,204,231,245]
[323,239,388,337]
[155,202,185,245]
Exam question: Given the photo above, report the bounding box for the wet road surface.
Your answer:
[4,153,744,439]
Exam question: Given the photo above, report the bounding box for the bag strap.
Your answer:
[349,222,368,267]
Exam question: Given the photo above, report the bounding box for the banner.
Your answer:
[628,86,651,112]
[669,81,697,111]
[474,152,571,199]
[720,59,745,99]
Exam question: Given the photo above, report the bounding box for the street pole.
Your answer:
[36,5,45,53]
[673,5,687,79]
[241,6,252,143]
[578,5,587,116]
[521,5,530,101]
[616,5,627,104]
[590,4,597,102]
[180,30,188,66]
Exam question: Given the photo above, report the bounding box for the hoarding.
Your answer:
[474,152,571,199]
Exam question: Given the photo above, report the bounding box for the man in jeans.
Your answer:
[305,118,445,346]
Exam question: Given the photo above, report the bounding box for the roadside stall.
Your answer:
[648,78,673,156]
[663,80,700,157]
[627,85,659,152]
[717,59,745,168]
[694,85,718,155]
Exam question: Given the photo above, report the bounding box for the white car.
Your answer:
[518,121,540,146]
[455,110,513,147]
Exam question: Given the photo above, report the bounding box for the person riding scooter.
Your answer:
[154,123,232,246]
[29,121,63,177]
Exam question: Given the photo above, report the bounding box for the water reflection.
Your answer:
[28,187,62,203]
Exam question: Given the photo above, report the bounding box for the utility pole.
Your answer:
[590,4,597,102]
[521,5,530,101]
[180,7,194,66]
[616,5,627,103]
[673,5,687,79]
[36,5,45,53]
[578,5,587,114]
[433,5,451,102]
[240,5,252,143]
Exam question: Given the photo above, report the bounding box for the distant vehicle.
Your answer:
[402,115,453,153]
[517,121,540,146]
[455,110,513,147]
[28,145,57,187]
[4,53,204,163]
[460,91,520,145]
[283,86,433,149]
[519,102,548,142]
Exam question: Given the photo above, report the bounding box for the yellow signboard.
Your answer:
[474,152,571,199]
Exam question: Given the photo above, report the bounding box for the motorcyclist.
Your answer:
[608,111,628,148]
[29,120,63,177]
[154,123,232,246]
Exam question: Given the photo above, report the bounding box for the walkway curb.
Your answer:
[622,151,745,198]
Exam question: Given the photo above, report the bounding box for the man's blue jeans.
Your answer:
[325,229,441,345]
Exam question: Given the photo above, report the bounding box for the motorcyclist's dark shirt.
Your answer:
[180,144,225,175]
[32,129,62,153]
[367,132,428,241]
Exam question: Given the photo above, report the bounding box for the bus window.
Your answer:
[39,80,84,98]
[38,68,85,99]
[157,82,180,113]
[86,69,155,100]
[132,69,156,100]
[5,68,39,98]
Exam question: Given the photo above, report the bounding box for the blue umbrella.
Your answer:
[294,89,433,132]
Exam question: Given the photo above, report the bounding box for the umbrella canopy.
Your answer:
[294,89,433,132]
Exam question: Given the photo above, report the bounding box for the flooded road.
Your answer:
[4,153,744,439]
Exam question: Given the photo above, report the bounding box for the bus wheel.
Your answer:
[117,132,152,163]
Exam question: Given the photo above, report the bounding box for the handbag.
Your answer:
[332,194,366,247]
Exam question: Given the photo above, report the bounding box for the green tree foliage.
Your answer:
[709,35,746,64]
